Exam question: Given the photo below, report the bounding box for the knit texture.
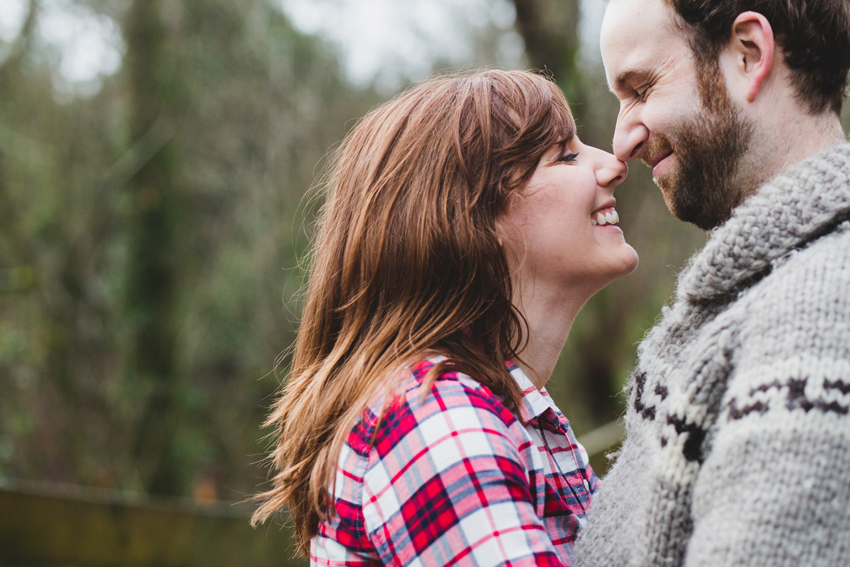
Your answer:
[575,142,850,567]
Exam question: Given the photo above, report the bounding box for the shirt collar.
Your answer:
[507,361,557,425]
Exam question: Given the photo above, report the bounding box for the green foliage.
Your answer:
[0,0,381,499]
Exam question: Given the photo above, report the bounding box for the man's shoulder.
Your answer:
[725,222,850,404]
[745,220,850,313]
[733,221,849,344]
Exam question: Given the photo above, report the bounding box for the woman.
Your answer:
[253,70,637,567]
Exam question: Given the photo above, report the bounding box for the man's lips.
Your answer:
[645,150,674,177]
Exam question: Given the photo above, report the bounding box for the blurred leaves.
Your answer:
[0,0,380,497]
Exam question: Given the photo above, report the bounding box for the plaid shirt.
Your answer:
[312,357,599,567]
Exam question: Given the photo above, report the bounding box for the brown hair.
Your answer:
[664,0,850,114]
[251,70,575,554]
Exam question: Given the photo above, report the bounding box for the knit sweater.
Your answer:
[575,142,850,567]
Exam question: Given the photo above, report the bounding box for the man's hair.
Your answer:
[665,0,850,115]
[251,70,575,554]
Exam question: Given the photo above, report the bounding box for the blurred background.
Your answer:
[0,0,847,565]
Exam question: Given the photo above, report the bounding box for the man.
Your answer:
[575,1,850,566]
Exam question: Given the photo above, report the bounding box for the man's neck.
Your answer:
[747,107,846,196]
[784,112,847,165]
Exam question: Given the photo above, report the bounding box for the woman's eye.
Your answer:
[558,151,579,163]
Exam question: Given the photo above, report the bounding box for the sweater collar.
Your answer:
[677,142,850,304]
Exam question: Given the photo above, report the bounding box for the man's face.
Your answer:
[600,0,754,229]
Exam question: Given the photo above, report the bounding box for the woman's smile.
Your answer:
[499,137,638,296]
[591,205,620,226]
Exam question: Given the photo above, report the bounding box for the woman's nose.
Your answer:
[596,149,628,189]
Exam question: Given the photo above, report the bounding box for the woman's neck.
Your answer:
[513,281,588,390]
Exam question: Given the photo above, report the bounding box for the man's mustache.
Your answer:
[641,136,675,170]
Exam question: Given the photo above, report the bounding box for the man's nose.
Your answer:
[612,111,649,162]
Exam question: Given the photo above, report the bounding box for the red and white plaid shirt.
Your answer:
[312,357,599,567]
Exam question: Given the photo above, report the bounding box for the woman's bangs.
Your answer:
[511,74,577,156]
[544,89,576,149]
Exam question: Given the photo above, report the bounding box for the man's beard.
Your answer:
[645,63,755,230]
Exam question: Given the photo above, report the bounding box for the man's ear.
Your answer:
[728,11,775,102]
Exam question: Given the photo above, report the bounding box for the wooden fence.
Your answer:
[0,479,306,567]
[0,420,623,566]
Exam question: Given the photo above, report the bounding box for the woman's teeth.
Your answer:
[591,209,619,226]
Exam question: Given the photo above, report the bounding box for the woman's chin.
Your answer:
[590,245,640,291]
[620,244,640,276]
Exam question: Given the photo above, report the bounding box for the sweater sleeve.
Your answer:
[684,231,850,567]
[361,374,566,567]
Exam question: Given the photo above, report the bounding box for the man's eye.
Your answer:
[636,87,650,102]
[558,151,579,163]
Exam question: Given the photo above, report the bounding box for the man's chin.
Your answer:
[668,194,732,230]
[655,175,724,230]
[653,169,679,209]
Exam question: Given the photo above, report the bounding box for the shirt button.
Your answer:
[583,480,590,491]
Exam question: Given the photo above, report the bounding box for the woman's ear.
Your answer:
[728,11,775,102]
[494,215,515,258]
[495,224,506,249]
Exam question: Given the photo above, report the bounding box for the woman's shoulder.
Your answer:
[351,356,523,455]
[402,356,519,423]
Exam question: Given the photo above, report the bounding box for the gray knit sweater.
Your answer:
[575,143,850,567]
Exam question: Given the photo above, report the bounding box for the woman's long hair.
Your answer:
[252,69,575,553]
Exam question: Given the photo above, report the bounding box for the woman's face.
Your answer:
[499,136,638,299]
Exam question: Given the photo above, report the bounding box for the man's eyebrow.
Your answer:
[609,69,646,95]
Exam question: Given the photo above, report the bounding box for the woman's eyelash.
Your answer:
[559,151,579,163]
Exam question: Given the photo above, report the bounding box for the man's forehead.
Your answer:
[603,0,675,32]
[601,0,682,86]
[602,0,678,50]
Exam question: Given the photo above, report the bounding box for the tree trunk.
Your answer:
[511,0,585,124]
[124,0,185,497]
